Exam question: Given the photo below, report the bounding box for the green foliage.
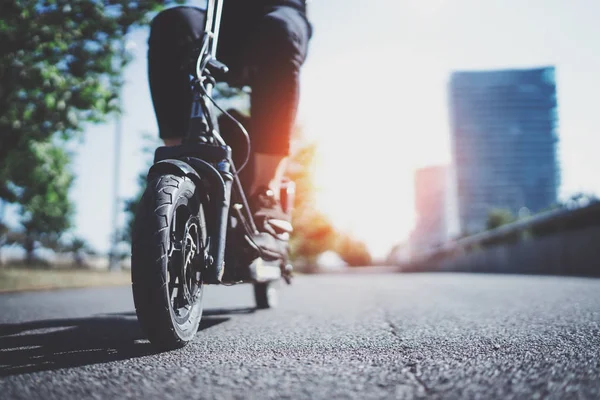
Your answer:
[5,139,75,262]
[0,0,182,201]
[0,0,182,258]
[20,142,73,232]
[486,208,516,231]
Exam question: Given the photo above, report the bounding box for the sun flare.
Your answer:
[298,47,451,257]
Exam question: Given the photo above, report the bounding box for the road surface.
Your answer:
[1,273,599,399]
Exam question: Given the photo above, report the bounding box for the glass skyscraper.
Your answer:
[449,67,560,234]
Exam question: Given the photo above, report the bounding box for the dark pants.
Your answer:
[148,0,311,156]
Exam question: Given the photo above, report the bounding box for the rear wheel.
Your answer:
[131,174,207,350]
[254,281,278,309]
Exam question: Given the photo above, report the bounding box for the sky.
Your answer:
[37,0,600,258]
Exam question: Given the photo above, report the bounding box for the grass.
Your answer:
[0,267,131,293]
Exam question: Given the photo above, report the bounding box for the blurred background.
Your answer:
[1,0,599,288]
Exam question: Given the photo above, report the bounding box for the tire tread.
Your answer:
[132,174,202,350]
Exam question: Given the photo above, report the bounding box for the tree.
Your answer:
[335,234,372,267]
[0,1,183,198]
[289,207,337,265]
[286,140,338,264]
[14,141,74,264]
[0,0,182,259]
[62,236,94,268]
[486,208,516,231]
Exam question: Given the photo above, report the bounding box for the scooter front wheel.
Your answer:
[131,174,207,350]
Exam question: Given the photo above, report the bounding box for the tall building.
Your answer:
[410,165,459,255]
[449,67,560,234]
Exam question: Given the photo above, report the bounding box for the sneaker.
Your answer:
[250,186,293,236]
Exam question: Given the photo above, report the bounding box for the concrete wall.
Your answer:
[408,225,600,277]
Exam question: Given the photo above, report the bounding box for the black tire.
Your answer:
[131,174,207,350]
[254,282,278,309]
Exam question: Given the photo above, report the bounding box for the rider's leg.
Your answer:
[147,3,310,206]
[148,6,205,145]
[251,154,288,200]
[247,5,312,199]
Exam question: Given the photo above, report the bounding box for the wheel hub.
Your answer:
[181,216,203,303]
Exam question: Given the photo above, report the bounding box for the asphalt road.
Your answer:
[1,273,599,399]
